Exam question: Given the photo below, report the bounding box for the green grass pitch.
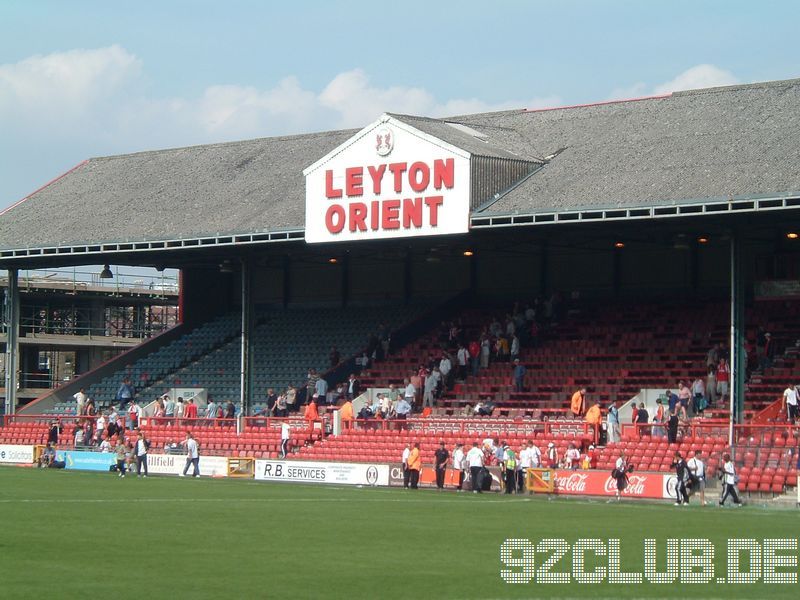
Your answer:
[1,466,798,599]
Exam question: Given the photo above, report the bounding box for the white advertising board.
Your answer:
[304,115,470,244]
[254,459,389,486]
[0,444,34,463]
[147,453,228,477]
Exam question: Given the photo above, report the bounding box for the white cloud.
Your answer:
[0,46,563,207]
[607,64,740,101]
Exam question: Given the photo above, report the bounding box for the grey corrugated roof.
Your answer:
[0,129,355,250]
[456,78,800,215]
[2,78,800,251]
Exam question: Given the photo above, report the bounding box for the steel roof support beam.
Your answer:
[4,269,19,415]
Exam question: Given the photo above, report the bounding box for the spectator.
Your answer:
[175,398,185,422]
[266,389,278,416]
[636,403,649,436]
[439,354,452,390]
[114,440,127,477]
[456,344,469,381]
[394,396,411,421]
[39,443,56,468]
[134,431,149,477]
[763,332,775,370]
[180,432,200,477]
[96,412,107,442]
[510,334,520,362]
[47,421,61,445]
[452,443,466,491]
[480,336,491,369]
[346,373,361,400]
[545,442,558,468]
[706,343,720,370]
[339,398,354,428]
[280,422,291,458]
[705,367,717,408]
[275,393,288,418]
[677,381,691,417]
[184,398,198,421]
[164,395,176,419]
[667,407,679,443]
[652,399,665,438]
[612,450,629,502]
[115,376,135,406]
[687,450,707,506]
[719,453,742,506]
[73,387,87,415]
[468,339,480,377]
[495,336,509,363]
[304,398,319,425]
[206,398,219,420]
[74,425,85,447]
[314,378,328,404]
[435,441,449,491]
[716,357,730,405]
[570,388,587,417]
[606,401,620,444]
[307,369,320,404]
[379,393,392,418]
[357,403,373,420]
[422,367,439,408]
[329,346,341,368]
[408,443,421,489]
[128,400,141,430]
[502,445,517,494]
[513,359,526,393]
[691,376,706,413]
[671,451,690,506]
[401,444,411,489]
[286,385,297,413]
[403,378,416,408]
[783,383,799,423]
[466,442,485,493]
[564,443,580,470]
[225,400,235,419]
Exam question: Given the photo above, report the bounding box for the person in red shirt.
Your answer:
[468,340,481,377]
[716,358,731,404]
[184,399,198,422]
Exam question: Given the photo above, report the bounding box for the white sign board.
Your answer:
[304,115,470,243]
[147,453,228,477]
[254,459,389,486]
[0,444,34,463]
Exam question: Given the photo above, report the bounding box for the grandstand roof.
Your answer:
[2,77,800,256]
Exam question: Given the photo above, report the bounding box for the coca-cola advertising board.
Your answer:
[553,470,668,499]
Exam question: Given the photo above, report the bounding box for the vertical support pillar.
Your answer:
[240,258,253,416]
[729,234,745,456]
[4,269,19,415]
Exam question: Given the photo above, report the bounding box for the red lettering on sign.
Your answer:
[408,162,430,193]
[345,167,363,197]
[370,200,380,230]
[325,204,345,233]
[349,203,368,232]
[388,162,408,193]
[325,170,342,199]
[367,164,386,195]
[424,196,444,226]
[402,198,422,228]
[382,200,401,229]
[433,158,454,189]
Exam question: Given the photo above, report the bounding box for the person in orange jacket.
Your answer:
[304,399,319,431]
[339,399,354,429]
[408,442,421,489]
[584,402,601,443]
[570,388,587,417]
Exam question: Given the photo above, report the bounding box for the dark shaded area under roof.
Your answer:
[2,78,800,251]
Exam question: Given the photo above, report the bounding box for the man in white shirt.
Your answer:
[73,388,87,415]
[135,431,149,477]
[280,422,291,458]
[466,442,485,493]
[401,444,411,489]
[95,413,106,445]
[783,384,798,423]
[456,345,469,381]
[565,443,581,470]
[719,453,742,506]
[181,432,200,477]
[403,379,416,406]
[439,356,452,390]
[517,442,533,493]
[452,443,466,491]
[687,450,707,506]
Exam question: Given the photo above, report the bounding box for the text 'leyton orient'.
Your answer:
[323,158,455,234]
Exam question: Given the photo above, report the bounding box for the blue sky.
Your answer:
[1,0,799,210]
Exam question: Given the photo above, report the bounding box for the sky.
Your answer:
[1,0,799,211]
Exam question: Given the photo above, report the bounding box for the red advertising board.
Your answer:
[553,469,667,499]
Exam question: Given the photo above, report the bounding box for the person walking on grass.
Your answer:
[134,431,149,477]
[719,453,742,507]
[181,432,200,477]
